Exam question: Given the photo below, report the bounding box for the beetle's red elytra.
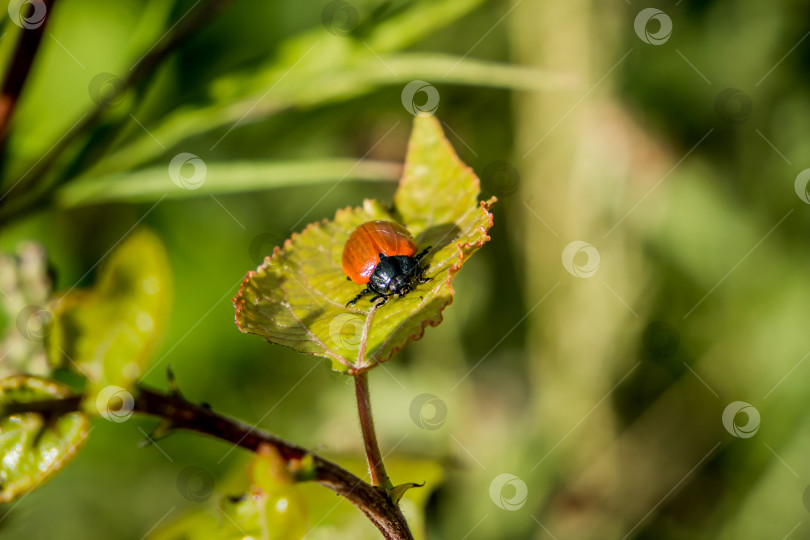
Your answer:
[342,221,417,284]
[341,220,431,308]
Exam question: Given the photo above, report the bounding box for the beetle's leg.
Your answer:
[417,264,432,283]
[373,294,389,308]
[414,246,432,261]
[346,287,371,307]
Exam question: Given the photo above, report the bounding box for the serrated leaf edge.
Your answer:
[233,215,355,370]
[233,197,495,372]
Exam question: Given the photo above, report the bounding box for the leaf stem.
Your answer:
[354,371,393,491]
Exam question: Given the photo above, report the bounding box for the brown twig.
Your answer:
[2,385,414,539]
[135,385,413,539]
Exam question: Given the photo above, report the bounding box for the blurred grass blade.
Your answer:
[90,53,571,178]
[384,53,578,90]
[56,159,402,207]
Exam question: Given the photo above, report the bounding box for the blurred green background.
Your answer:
[2,0,810,538]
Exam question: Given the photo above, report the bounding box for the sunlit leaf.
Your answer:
[0,376,89,503]
[234,115,494,372]
[45,229,172,403]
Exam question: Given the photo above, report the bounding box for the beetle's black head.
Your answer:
[368,254,421,297]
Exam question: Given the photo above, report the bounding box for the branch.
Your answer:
[0,0,56,156]
[136,385,413,539]
[3,385,414,540]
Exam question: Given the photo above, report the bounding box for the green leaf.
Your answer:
[0,243,54,378]
[45,229,172,403]
[389,482,424,505]
[234,115,495,372]
[151,453,445,540]
[150,445,307,540]
[219,446,307,540]
[56,159,401,207]
[0,376,89,503]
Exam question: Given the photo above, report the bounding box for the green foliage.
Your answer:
[218,447,308,540]
[45,229,172,402]
[0,376,88,503]
[234,115,494,372]
[152,446,307,540]
[75,0,546,180]
[0,0,529,537]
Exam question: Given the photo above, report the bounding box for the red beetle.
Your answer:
[342,220,431,307]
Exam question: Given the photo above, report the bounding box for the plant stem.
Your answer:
[354,371,392,491]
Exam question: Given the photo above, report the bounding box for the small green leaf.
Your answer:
[46,229,172,402]
[0,376,89,503]
[234,115,494,372]
[219,447,307,540]
[389,482,424,505]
